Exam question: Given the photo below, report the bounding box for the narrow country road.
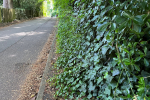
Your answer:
[0,17,57,100]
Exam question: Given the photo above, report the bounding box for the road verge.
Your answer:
[36,25,57,100]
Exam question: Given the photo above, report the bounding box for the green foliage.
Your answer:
[0,0,2,6]
[12,0,46,17]
[13,0,44,12]
[52,0,150,99]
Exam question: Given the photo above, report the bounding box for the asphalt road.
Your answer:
[0,17,57,100]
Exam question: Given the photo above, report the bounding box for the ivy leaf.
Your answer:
[102,45,109,55]
[94,55,99,64]
[87,93,92,99]
[104,87,111,95]
[96,35,101,41]
[112,69,120,76]
[67,77,74,84]
[94,43,100,52]
[109,81,117,89]
[104,72,108,79]
[144,58,149,67]
[94,65,101,71]
[80,84,86,93]
[111,60,117,67]
[115,89,122,95]
[106,76,113,82]
[75,83,81,88]
[91,15,99,21]
[73,13,78,16]
[88,70,96,80]
[85,41,90,46]
[97,77,103,84]
[69,95,74,99]
[88,81,95,91]
[119,77,125,83]
[86,35,91,41]
[80,18,84,23]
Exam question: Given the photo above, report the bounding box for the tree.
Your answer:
[3,0,13,8]
[3,0,8,8]
[8,0,13,8]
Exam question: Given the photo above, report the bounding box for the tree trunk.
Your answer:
[8,0,13,9]
[3,0,9,8]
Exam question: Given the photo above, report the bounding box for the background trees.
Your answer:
[1,0,56,17]
[2,0,45,11]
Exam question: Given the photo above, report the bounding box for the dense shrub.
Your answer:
[53,0,150,99]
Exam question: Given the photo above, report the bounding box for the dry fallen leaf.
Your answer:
[30,94,35,98]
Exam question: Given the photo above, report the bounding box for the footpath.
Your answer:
[36,23,58,100]
[0,17,57,100]
[15,18,59,100]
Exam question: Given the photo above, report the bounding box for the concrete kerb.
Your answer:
[36,25,57,100]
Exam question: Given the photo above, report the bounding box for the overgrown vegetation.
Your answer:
[52,0,150,99]
[13,0,43,9]
[13,0,44,16]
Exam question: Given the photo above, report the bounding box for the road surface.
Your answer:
[0,17,57,100]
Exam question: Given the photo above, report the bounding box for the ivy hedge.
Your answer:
[52,0,150,99]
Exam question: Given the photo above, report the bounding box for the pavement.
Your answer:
[0,17,57,100]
